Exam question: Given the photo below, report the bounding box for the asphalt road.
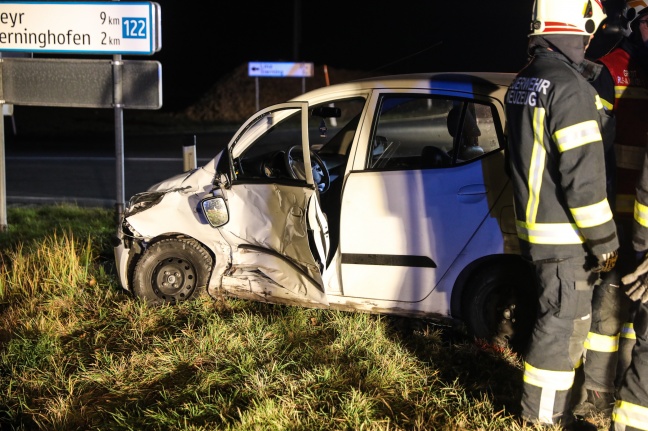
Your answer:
[4,128,233,208]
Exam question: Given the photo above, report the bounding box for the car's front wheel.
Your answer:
[132,238,212,305]
[461,261,537,354]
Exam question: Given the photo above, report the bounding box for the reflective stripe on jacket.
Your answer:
[506,48,618,260]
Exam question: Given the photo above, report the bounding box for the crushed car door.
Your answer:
[217,102,330,306]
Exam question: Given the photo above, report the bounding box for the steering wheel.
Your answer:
[284,145,330,193]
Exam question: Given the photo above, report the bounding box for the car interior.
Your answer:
[368,97,497,171]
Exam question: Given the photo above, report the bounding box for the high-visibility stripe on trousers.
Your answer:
[583,277,629,393]
[621,322,636,340]
[611,303,648,431]
[612,400,648,430]
[585,331,619,353]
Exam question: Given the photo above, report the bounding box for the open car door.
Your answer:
[216,102,330,306]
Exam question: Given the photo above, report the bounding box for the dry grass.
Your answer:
[0,204,610,430]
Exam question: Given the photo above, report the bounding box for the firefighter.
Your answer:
[505,0,619,429]
[614,258,648,431]
[577,0,648,417]
[602,2,648,428]
[614,210,648,430]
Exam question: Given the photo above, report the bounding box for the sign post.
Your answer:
[0,1,162,231]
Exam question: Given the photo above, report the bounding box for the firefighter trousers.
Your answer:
[583,269,634,393]
[610,302,648,431]
[521,256,598,427]
[583,221,637,396]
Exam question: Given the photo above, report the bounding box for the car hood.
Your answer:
[147,151,223,192]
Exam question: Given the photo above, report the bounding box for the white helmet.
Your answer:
[621,0,648,36]
[530,0,606,36]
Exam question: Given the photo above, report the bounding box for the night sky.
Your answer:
[147,1,536,111]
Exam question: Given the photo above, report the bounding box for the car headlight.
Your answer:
[201,196,229,227]
[125,191,166,217]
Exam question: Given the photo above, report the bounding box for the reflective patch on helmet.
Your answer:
[542,22,583,33]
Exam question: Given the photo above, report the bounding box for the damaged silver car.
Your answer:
[114,72,537,351]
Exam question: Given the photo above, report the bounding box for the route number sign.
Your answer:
[0,1,161,55]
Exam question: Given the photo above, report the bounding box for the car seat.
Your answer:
[447,105,484,161]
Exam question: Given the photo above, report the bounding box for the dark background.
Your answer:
[14,0,624,117]
[1,0,626,205]
[141,1,537,112]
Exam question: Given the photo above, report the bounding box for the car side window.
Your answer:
[228,97,365,183]
[368,95,502,170]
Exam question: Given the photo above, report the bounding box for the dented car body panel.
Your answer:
[114,72,537,350]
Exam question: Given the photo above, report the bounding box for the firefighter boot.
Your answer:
[573,389,616,418]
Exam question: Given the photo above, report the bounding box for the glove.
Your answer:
[592,250,618,273]
[621,254,648,303]
[625,275,648,303]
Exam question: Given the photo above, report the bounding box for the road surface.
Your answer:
[4,129,233,207]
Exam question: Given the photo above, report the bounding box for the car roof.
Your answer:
[291,71,517,101]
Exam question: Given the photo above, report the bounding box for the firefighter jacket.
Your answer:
[596,39,648,219]
[506,47,619,261]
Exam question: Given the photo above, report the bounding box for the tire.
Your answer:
[461,261,537,354]
[132,238,213,306]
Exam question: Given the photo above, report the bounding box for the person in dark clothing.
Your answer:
[592,1,648,428]
[576,0,648,419]
[505,1,619,429]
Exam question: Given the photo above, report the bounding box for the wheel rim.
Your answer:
[151,256,197,302]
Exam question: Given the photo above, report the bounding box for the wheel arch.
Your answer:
[449,253,533,320]
[126,232,217,290]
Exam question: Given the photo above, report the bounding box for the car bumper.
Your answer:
[113,241,131,292]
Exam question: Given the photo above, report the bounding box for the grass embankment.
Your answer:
[0,204,607,430]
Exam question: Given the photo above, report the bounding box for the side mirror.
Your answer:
[201,196,229,227]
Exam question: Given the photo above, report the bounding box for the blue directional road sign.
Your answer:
[248,62,314,78]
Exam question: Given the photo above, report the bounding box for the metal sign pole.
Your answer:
[113,54,125,224]
[255,77,260,112]
[111,0,125,226]
[0,101,6,232]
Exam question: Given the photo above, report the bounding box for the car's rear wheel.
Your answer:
[461,261,537,354]
[132,238,212,305]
